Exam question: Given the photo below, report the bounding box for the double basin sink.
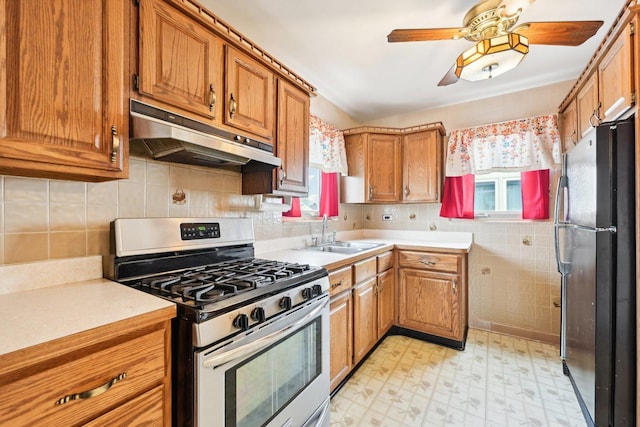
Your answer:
[298,241,385,255]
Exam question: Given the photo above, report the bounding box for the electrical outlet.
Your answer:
[382,214,393,221]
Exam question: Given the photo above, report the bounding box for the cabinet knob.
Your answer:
[368,185,374,201]
[404,186,410,197]
[229,93,237,119]
[209,84,217,112]
[452,279,457,293]
[110,125,120,164]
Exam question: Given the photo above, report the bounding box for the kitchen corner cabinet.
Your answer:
[138,0,224,121]
[341,124,445,204]
[0,309,174,426]
[0,0,129,182]
[225,46,275,142]
[398,250,468,344]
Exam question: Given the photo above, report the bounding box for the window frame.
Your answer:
[474,171,522,218]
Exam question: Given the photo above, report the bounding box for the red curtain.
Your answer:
[521,169,550,219]
[319,172,339,217]
[439,174,475,219]
[282,197,301,217]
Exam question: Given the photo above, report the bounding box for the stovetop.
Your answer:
[129,258,316,308]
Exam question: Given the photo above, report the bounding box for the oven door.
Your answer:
[195,295,330,427]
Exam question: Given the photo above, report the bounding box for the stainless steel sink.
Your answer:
[298,241,385,254]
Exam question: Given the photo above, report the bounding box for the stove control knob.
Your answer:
[279,296,292,310]
[312,284,323,296]
[251,307,266,323]
[301,287,313,300]
[233,314,250,331]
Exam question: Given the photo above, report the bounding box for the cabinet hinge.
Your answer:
[133,0,140,6]
[132,74,139,91]
[630,22,635,36]
[632,91,637,106]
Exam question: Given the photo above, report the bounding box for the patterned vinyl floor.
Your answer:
[330,329,586,427]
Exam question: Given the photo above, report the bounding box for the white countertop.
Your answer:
[255,229,473,267]
[0,257,175,357]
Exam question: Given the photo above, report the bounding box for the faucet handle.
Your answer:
[331,231,337,243]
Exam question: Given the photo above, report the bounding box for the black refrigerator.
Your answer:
[554,119,636,426]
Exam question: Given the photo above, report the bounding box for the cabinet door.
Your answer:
[225,46,274,142]
[276,79,309,194]
[138,0,223,121]
[402,131,442,202]
[353,277,377,364]
[377,268,395,338]
[366,134,401,202]
[598,20,634,122]
[398,269,461,340]
[560,100,578,152]
[576,72,599,139]
[83,385,165,427]
[329,291,353,392]
[0,0,128,181]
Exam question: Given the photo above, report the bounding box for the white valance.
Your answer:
[445,114,561,176]
[309,115,349,175]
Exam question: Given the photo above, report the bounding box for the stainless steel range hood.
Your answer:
[130,100,281,171]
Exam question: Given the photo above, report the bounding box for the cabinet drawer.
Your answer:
[329,266,353,296]
[0,329,167,426]
[377,251,393,273]
[353,257,377,283]
[398,251,460,273]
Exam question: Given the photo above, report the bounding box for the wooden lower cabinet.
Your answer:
[352,277,378,365]
[0,310,173,426]
[377,268,395,337]
[329,290,353,391]
[397,250,468,344]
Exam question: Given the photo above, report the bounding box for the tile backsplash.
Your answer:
[0,159,559,344]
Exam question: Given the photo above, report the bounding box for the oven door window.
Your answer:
[225,318,322,427]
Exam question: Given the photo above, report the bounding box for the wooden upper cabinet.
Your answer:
[577,72,599,139]
[402,130,443,202]
[0,0,128,181]
[366,134,402,202]
[225,46,275,142]
[560,99,578,152]
[138,0,223,121]
[276,79,309,194]
[598,19,635,122]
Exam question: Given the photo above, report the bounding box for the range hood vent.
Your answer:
[130,100,281,171]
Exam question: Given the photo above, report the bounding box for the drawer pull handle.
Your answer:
[229,93,237,119]
[209,84,217,112]
[55,372,127,405]
[331,280,343,289]
[420,258,436,266]
[110,125,120,163]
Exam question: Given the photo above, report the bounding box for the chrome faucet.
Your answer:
[321,214,328,244]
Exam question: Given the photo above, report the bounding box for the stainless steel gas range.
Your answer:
[106,217,330,427]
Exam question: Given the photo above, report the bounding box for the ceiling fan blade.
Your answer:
[438,65,459,87]
[498,0,535,17]
[387,28,467,43]
[513,21,604,46]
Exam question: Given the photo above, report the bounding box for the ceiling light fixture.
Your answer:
[454,33,529,81]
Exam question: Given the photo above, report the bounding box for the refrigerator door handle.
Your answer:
[554,172,569,274]
[554,174,568,226]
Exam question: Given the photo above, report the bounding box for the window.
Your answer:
[474,171,522,213]
[300,167,321,215]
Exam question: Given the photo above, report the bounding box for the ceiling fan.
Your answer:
[387,0,603,86]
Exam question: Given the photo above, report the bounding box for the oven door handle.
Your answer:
[202,298,328,369]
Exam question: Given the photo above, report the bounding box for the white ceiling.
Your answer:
[200,0,628,123]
